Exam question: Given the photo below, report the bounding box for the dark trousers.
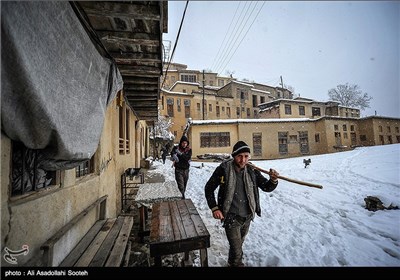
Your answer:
[224,214,252,266]
[174,168,189,198]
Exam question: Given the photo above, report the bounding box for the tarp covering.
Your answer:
[1,2,123,170]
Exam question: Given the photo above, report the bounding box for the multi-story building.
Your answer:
[160,63,399,160]
[188,116,400,160]
[259,97,360,119]
[160,63,292,138]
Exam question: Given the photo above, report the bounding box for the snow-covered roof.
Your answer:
[231,80,254,88]
[251,88,271,94]
[204,85,221,90]
[171,81,200,88]
[191,118,317,125]
[161,88,193,96]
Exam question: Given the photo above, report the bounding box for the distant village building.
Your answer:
[160,63,400,159]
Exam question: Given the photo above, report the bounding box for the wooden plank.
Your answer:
[105,216,134,267]
[176,200,197,239]
[59,220,106,267]
[156,202,173,243]
[74,219,116,267]
[184,199,210,238]
[122,241,132,267]
[149,202,161,242]
[169,201,185,241]
[150,237,210,257]
[89,216,124,267]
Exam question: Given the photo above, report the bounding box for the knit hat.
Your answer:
[180,135,189,145]
[231,141,250,157]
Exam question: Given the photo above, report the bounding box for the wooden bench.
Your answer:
[40,195,134,267]
[149,199,210,267]
[134,181,182,241]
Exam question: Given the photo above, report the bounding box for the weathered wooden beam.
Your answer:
[78,1,161,21]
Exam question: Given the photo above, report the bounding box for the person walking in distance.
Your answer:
[160,145,168,164]
[204,141,279,267]
[171,135,192,199]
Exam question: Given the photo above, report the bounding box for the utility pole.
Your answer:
[202,70,205,120]
[280,75,284,98]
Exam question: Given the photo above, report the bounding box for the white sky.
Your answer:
[148,143,400,267]
[163,1,400,118]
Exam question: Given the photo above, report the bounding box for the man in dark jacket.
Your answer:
[204,141,279,267]
[171,135,192,199]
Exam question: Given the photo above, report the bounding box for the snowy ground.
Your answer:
[150,144,400,267]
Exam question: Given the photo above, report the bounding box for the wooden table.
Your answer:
[134,181,182,240]
[149,199,210,267]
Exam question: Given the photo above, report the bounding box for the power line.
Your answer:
[210,1,242,71]
[214,1,254,74]
[218,1,266,75]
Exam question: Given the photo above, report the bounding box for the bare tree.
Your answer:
[328,83,372,111]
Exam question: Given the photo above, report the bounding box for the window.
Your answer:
[253,133,262,156]
[182,89,186,93]
[260,96,265,104]
[75,157,95,178]
[209,104,212,112]
[350,125,355,131]
[247,108,251,117]
[236,107,240,117]
[125,108,130,154]
[184,99,191,118]
[343,132,348,139]
[315,133,320,143]
[335,132,342,146]
[197,103,201,111]
[378,125,383,132]
[218,79,225,87]
[177,98,181,112]
[278,132,288,154]
[343,124,347,131]
[299,106,305,115]
[252,95,258,107]
[351,133,357,146]
[216,106,220,117]
[299,131,309,154]
[181,74,196,83]
[360,135,367,141]
[119,104,124,154]
[285,104,292,115]
[200,132,230,147]
[334,125,339,131]
[119,104,130,154]
[387,126,391,133]
[167,98,174,117]
[312,107,321,116]
[395,126,399,133]
[227,107,231,117]
[11,141,61,197]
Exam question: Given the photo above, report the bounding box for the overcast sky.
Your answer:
[163,1,400,118]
